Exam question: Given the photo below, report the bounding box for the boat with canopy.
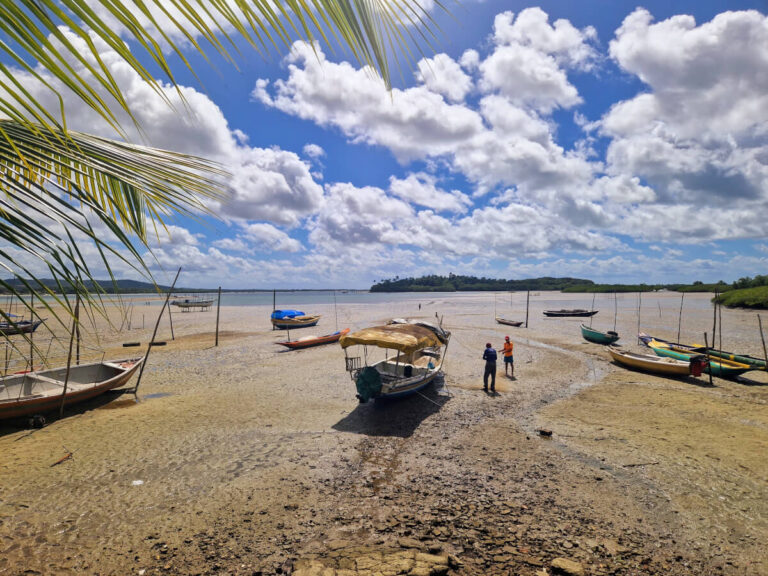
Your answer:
[339,320,450,403]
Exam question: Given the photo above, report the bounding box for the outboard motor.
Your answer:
[689,355,708,377]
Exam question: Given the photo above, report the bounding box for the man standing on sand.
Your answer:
[502,336,514,378]
[482,342,497,392]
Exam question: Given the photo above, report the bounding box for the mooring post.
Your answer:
[132,268,181,396]
[215,286,222,346]
[758,314,767,372]
[525,290,530,328]
[59,297,80,418]
[704,332,714,387]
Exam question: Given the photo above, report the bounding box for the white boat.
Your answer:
[340,320,450,402]
[0,358,144,420]
[171,298,214,310]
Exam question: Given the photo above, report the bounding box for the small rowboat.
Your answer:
[544,309,598,317]
[0,357,144,420]
[270,310,321,330]
[0,319,45,336]
[278,328,350,350]
[640,335,753,378]
[581,323,619,345]
[608,346,703,376]
[495,317,523,327]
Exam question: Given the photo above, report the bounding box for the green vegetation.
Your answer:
[715,286,768,309]
[562,280,732,293]
[371,275,594,292]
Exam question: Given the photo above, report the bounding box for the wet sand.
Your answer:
[1,292,766,575]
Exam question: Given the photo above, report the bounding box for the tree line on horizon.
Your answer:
[370,274,768,294]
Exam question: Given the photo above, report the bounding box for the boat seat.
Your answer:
[31,374,66,387]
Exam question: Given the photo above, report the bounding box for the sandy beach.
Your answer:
[1,291,766,575]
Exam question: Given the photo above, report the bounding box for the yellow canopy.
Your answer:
[339,324,443,353]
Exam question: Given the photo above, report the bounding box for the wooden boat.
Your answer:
[270,309,321,330]
[0,357,144,420]
[543,309,598,317]
[278,328,350,350]
[581,323,619,344]
[640,334,753,378]
[340,321,450,402]
[608,346,703,376]
[0,319,44,336]
[495,317,523,327]
[639,333,767,372]
[170,298,214,309]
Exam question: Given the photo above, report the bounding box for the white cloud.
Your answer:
[388,173,472,213]
[242,223,303,252]
[1,28,325,230]
[478,8,598,113]
[303,143,325,158]
[416,54,473,102]
[601,9,768,241]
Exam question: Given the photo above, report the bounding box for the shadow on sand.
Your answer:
[0,388,144,437]
[332,378,450,438]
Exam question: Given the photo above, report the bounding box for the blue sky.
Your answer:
[7,1,768,288]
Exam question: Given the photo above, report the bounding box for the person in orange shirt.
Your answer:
[502,336,514,378]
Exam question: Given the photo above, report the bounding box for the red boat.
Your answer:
[278,328,350,350]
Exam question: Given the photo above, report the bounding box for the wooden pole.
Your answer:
[613,291,617,333]
[704,332,714,387]
[712,291,718,350]
[636,291,642,344]
[29,293,34,371]
[75,294,81,365]
[525,290,530,328]
[758,315,768,372]
[168,303,175,340]
[272,290,276,330]
[718,299,723,350]
[589,293,596,328]
[131,268,181,396]
[59,297,80,418]
[677,292,685,343]
[333,290,338,332]
[215,287,222,346]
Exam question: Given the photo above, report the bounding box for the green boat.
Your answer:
[689,347,766,371]
[580,323,619,345]
[644,338,753,378]
[639,333,766,371]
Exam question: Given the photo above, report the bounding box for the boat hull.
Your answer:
[644,338,751,378]
[495,317,523,327]
[271,315,321,330]
[544,309,598,317]
[581,323,619,344]
[278,328,350,350]
[0,358,144,420]
[608,346,691,376]
[0,319,44,336]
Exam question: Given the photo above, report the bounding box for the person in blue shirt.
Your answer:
[482,342,497,392]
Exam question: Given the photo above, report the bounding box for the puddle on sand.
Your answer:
[143,392,172,399]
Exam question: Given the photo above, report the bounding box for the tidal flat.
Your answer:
[1,292,766,575]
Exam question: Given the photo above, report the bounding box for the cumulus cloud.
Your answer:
[478,8,598,113]
[1,28,325,230]
[416,54,473,102]
[602,8,768,240]
[388,173,472,213]
[255,40,596,197]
